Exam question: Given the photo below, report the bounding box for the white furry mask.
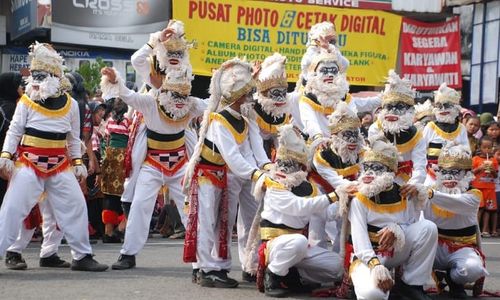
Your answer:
[435,169,473,194]
[306,73,349,109]
[158,91,192,120]
[434,104,460,124]
[25,75,61,102]
[378,107,415,134]
[358,170,395,198]
[270,161,308,190]
[256,90,290,119]
[330,132,363,165]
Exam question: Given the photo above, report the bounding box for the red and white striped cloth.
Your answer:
[105,117,131,137]
[91,126,102,152]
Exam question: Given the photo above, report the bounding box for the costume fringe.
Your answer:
[383,223,405,253]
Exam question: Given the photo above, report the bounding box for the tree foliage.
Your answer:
[76,57,108,95]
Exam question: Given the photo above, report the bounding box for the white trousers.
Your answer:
[121,123,147,203]
[267,233,343,284]
[227,173,258,271]
[0,167,91,260]
[434,244,488,284]
[7,199,63,258]
[351,220,438,300]
[308,209,341,251]
[196,180,238,272]
[121,164,186,255]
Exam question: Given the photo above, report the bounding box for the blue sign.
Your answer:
[11,0,37,40]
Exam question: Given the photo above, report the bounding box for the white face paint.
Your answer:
[330,129,363,165]
[357,162,395,197]
[433,103,460,124]
[158,91,192,120]
[256,87,289,118]
[25,72,61,102]
[306,69,349,109]
[379,102,415,134]
[435,168,473,194]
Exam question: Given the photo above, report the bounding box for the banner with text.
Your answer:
[401,17,462,90]
[173,0,402,85]
[255,0,392,10]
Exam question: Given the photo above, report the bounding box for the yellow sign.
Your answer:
[173,0,402,86]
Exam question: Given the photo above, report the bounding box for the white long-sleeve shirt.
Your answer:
[2,94,82,159]
[300,94,380,139]
[348,185,420,264]
[261,183,335,229]
[205,110,270,180]
[424,189,481,230]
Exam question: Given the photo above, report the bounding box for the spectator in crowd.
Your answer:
[485,121,500,147]
[358,111,373,139]
[86,101,107,240]
[465,116,481,155]
[0,72,23,206]
[460,108,476,124]
[100,98,130,243]
[479,112,495,140]
[472,136,498,237]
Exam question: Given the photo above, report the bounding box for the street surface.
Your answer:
[1,236,500,299]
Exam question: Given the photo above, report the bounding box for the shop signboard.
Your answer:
[51,0,170,49]
[174,0,402,86]
[400,17,462,90]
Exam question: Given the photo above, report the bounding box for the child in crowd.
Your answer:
[465,116,481,155]
[485,121,500,147]
[86,101,107,240]
[472,136,498,237]
[496,147,500,234]
[101,98,130,243]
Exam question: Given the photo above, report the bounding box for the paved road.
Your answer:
[1,236,500,299]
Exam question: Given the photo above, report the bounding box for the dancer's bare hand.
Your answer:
[160,27,176,42]
[377,278,394,293]
[101,67,117,83]
[400,184,418,199]
[377,228,396,251]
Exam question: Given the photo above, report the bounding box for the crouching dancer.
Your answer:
[255,124,347,298]
[349,135,437,300]
[424,142,488,298]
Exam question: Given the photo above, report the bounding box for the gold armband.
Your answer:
[327,192,338,203]
[312,133,323,141]
[252,169,264,182]
[427,188,434,199]
[262,163,273,172]
[368,257,381,269]
[72,158,83,166]
[0,152,12,160]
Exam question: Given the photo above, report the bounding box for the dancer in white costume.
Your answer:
[310,102,362,249]
[183,57,269,288]
[414,99,435,130]
[423,143,488,298]
[122,20,197,215]
[349,135,436,300]
[254,124,347,298]
[368,70,427,185]
[299,51,380,146]
[100,61,205,270]
[424,83,470,186]
[0,43,107,272]
[237,52,291,281]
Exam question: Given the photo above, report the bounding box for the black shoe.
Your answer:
[39,254,70,268]
[282,267,320,292]
[5,251,27,270]
[200,270,239,288]
[71,254,108,272]
[102,234,122,243]
[242,270,257,282]
[446,271,468,299]
[264,268,288,298]
[394,280,431,300]
[111,254,136,270]
[192,268,200,284]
